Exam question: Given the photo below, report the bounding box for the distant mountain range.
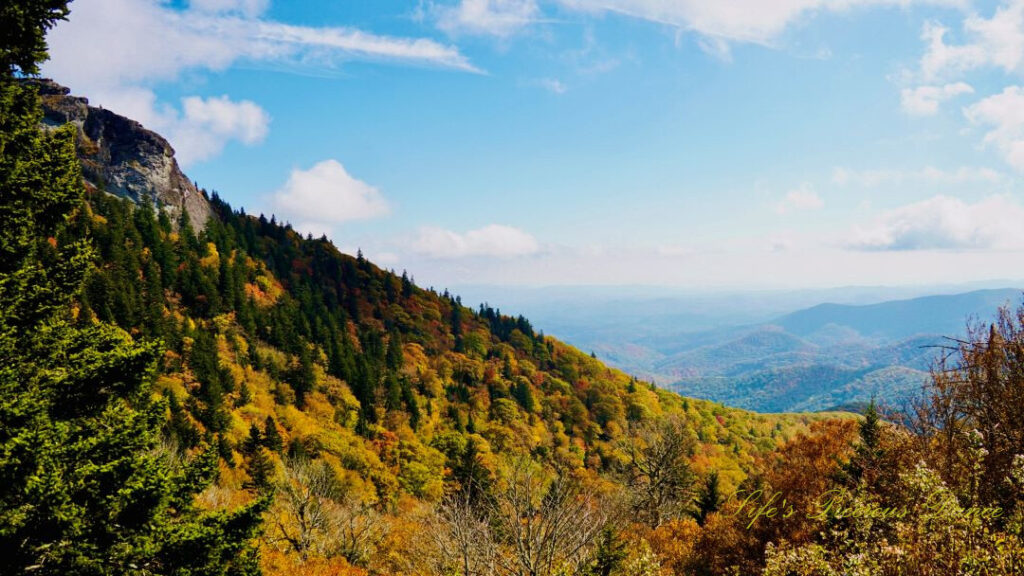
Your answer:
[457,286,1023,412]
[775,289,1021,341]
[666,288,1021,411]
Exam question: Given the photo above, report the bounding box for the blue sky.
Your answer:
[42,0,1024,289]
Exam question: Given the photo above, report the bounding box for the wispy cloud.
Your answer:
[532,77,568,93]
[435,0,540,37]
[189,0,269,18]
[557,0,965,49]
[832,165,1006,187]
[964,86,1024,172]
[775,183,824,214]
[848,195,1024,251]
[171,95,270,165]
[900,82,973,115]
[47,0,478,89]
[44,0,477,165]
[904,2,1024,172]
[413,225,541,258]
[918,0,1024,81]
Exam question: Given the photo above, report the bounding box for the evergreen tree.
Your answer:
[450,438,492,504]
[586,527,627,576]
[289,346,316,406]
[217,433,236,467]
[243,423,262,456]
[166,391,201,449]
[244,447,275,495]
[451,302,464,352]
[385,373,403,413]
[262,416,283,452]
[693,469,721,526]
[190,327,231,432]
[401,379,421,429]
[513,379,536,413]
[400,270,413,299]
[237,381,252,406]
[841,398,883,488]
[385,328,404,371]
[0,7,265,572]
[0,0,69,75]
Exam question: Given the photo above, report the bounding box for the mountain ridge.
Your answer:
[774,287,1022,340]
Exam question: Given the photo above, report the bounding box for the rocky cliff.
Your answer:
[27,79,211,228]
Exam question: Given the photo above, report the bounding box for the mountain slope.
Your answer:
[34,80,840,574]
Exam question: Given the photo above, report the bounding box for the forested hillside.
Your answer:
[3,3,1023,575]
[69,180,834,572]
[8,62,834,574]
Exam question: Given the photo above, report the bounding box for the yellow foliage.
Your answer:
[246,270,284,306]
[644,519,701,576]
[155,374,188,400]
[261,549,367,576]
[199,241,220,268]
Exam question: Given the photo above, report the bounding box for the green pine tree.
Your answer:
[0,4,266,572]
[587,527,627,576]
[693,469,721,526]
[262,416,284,453]
[841,398,884,488]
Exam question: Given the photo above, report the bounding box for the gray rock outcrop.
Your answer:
[26,79,211,229]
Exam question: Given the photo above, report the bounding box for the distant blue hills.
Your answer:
[776,288,1023,341]
[453,285,1023,413]
[666,288,1021,412]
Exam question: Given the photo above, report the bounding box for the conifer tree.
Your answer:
[841,398,883,488]
[587,527,627,576]
[262,416,284,453]
[0,3,266,572]
[693,469,721,526]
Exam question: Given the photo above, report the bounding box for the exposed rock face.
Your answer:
[26,79,211,229]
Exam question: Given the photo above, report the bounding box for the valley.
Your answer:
[458,285,1022,411]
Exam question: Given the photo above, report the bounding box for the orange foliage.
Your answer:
[644,518,701,575]
[261,549,367,576]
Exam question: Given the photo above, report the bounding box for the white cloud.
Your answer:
[775,183,824,214]
[832,165,1005,186]
[535,78,568,93]
[46,0,477,91]
[919,1,1024,80]
[964,86,1024,171]
[557,0,964,48]
[696,36,734,61]
[918,21,989,80]
[900,82,973,115]
[436,0,539,37]
[73,87,270,167]
[43,0,477,165]
[849,195,1024,250]
[413,225,541,258]
[271,160,390,235]
[189,0,269,17]
[904,3,1024,171]
[170,96,270,165]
